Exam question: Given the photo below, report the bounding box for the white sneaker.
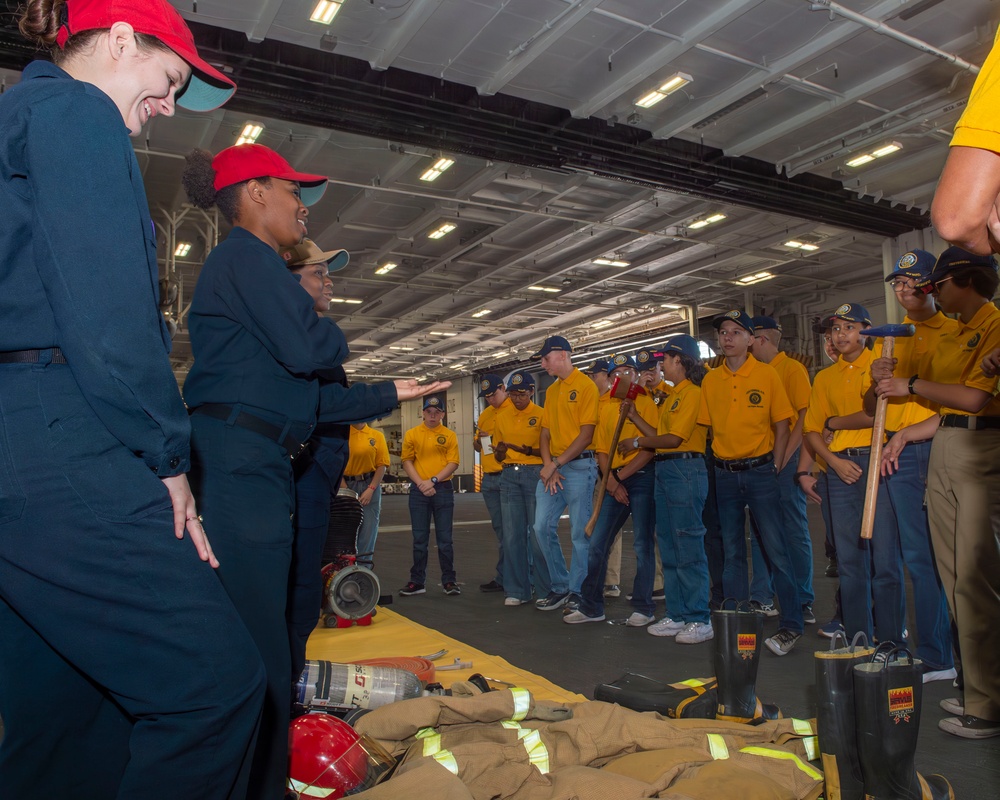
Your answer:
[626,612,655,627]
[923,667,958,684]
[676,622,715,644]
[647,617,685,637]
[504,597,529,606]
[563,610,605,624]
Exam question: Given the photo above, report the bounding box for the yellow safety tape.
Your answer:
[740,746,823,780]
[510,687,531,721]
[414,727,436,739]
[521,728,551,774]
[791,718,814,736]
[706,733,730,760]
[421,733,442,756]
[432,749,459,775]
[802,736,819,762]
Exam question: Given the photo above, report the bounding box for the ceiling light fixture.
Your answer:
[420,157,455,182]
[784,241,820,252]
[737,271,776,285]
[236,122,263,145]
[427,222,457,239]
[449,363,466,370]
[492,350,509,358]
[389,345,415,351]
[471,308,492,318]
[593,257,630,267]
[374,262,397,275]
[660,303,682,309]
[634,72,693,109]
[688,213,727,230]
[429,331,458,336]
[309,0,344,25]
[845,141,902,168]
[173,242,192,257]
[591,319,615,329]
[528,285,561,293]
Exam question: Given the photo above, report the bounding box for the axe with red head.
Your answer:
[585,376,647,538]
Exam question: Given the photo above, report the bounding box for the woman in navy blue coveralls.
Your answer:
[181,143,448,799]
[0,2,266,798]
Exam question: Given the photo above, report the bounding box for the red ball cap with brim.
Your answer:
[57,0,236,112]
[211,144,329,206]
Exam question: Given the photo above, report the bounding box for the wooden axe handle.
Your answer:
[861,336,894,540]
[584,401,631,537]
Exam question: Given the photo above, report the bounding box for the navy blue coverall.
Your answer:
[0,61,266,799]
[185,229,397,800]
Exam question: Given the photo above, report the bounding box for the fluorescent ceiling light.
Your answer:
[784,241,820,252]
[846,141,902,168]
[737,271,775,285]
[309,0,343,24]
[688,213,727,230]
[593,258,630,267]
[236,122,263,145]
[174,242,191,257]
[528,285,561,293]
[358,357,379,362]
[428,222,457,239]
[471,308,492,318]
[661,303,682,309]
[374,262,397,275]
[389,345,415,351]
[344,368,356,373]
[591,319,615,329]
[420,157,455,182]
[492,350,509,358]
[635,72,692,109]
[429,331,458,336]
[449,363,466,370]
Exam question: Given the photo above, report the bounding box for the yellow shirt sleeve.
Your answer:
[401,429,417,463]
[952,26,1000,153]
[374,431,390,468]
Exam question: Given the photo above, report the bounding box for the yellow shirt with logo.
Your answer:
[493,401,544,465]
[477,398,512,474]
[593,393,659,469]
[344,425,390,477]
[804,349,876,451]
[951,25,1000,153]
[657,379,707,455]
[924,302,1000,416]
[697,354,793,460]
[769,351,811,429]
[540,367,600,458]
[401,423,459,480]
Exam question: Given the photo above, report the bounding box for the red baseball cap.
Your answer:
[56,0,236,112]
[211,144,329,206]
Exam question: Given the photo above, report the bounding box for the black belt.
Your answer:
[191,403,313,460]
[0,348,67,364]
[939,414,1000,431]
[886,431,933,445]
[564,451,595,461]
[483,470,502,476]
[715,452,773,472]
[839,447,871,457]
[345,471,376,482]
[654,452,704,462]
[502,463,540,471]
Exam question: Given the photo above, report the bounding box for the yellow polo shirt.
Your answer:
[593,393,659,469]
[697,354,793,460]
[493,401,544,465]
[657,379,707,455]
[951,25,1000,152]
[540,367,599,458]
[925,302,1000,416]
[877,312,961,430]
[401,422,459,480]
[477,398,512,474]
[770,351,811,429]
[804,348,876,451]
[344,425,390,477]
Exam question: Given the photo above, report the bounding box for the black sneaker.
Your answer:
[561,593,581,614]
[535,591,570,611]
[444,582,461,596]
[479,580,503,593]
[764,628,801,656]
[825,558,839,578]
[803,604,816,624]
[399,582,425,596]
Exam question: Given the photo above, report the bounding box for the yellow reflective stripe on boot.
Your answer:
[740,746,823,780]
[510,687,530,721]
[432,749,460,775]
[287,778,337,798]
[706,733,730,760]
[521,729,550,774]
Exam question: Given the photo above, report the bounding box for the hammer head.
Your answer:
[858,324,916,338]
[610,375,647,400]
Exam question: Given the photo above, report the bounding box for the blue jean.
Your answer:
[346,478,382,570]
[500,464,550,601]
[716,461,804,632]
[818,470,838,559]
[882,440,953,670]
[408,484,456,585]
[703,447,725,608]
[748,518,774,603]
[779,459,814,605]
[481,471,504,585]
[533,458,598,595]
[656,458,711,624]
[826,450,903,644]
[580,466,656,617]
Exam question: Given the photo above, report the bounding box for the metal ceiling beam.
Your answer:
[368,0,446,70]
[246,0,285,44]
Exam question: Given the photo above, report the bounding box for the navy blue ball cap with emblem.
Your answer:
[477,374,505,398]
[532,335,572,359]
[634,348,664,369]
[751,316,781,332]
[661,334,701,363]
[506,371,535,390]
[585,359,610,375]
[886,249,935,284]
[828,302,872,326]
[812,317,833,334]
[712,309,755,334]
[928,246,999,288]
[608,353,639,373]
[423,396,444,410]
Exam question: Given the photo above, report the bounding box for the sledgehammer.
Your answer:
[584,376,647,537]
[858,323,915,539]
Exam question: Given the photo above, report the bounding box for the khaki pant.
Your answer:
[927,427,1000,720]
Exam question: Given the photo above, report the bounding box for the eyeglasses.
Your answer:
[932,275,954,290]
[889,278,917,292]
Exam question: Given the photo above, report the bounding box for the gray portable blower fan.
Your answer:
[321,487,380,627]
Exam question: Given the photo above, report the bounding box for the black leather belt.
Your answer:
[569,451,595,461]
[715,452,774,472]
[654,452,704,461]
[0,348,67,364]
[940,414,1000,431]
[886,431,933,445]
[839,447,871,457]
[483,470,502,476]
[345,471,376,482]
[191,403,313,460]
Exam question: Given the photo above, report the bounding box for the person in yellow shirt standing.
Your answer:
[474,374,511,594]
[493,371,550,606]
[531,336,599,611]
[564,354,659,626]
[698,310,802,656]
[399,396,461,596]
[343,422,391,570]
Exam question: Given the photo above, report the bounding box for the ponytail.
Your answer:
[182,148,269,225]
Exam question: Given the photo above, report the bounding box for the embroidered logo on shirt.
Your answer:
[670,398,681,412]
[529,417,538,426]
[747,390,763,407]
[569,390,578,401]
[369,438,376,447]
[436,436,447,445]
[967,332,981,349]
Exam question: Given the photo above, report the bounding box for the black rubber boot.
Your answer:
[815,632,873,800]
[853,648,955,800]
[712,603,780,723]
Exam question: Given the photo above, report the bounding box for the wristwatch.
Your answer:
[431,476,439,485]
